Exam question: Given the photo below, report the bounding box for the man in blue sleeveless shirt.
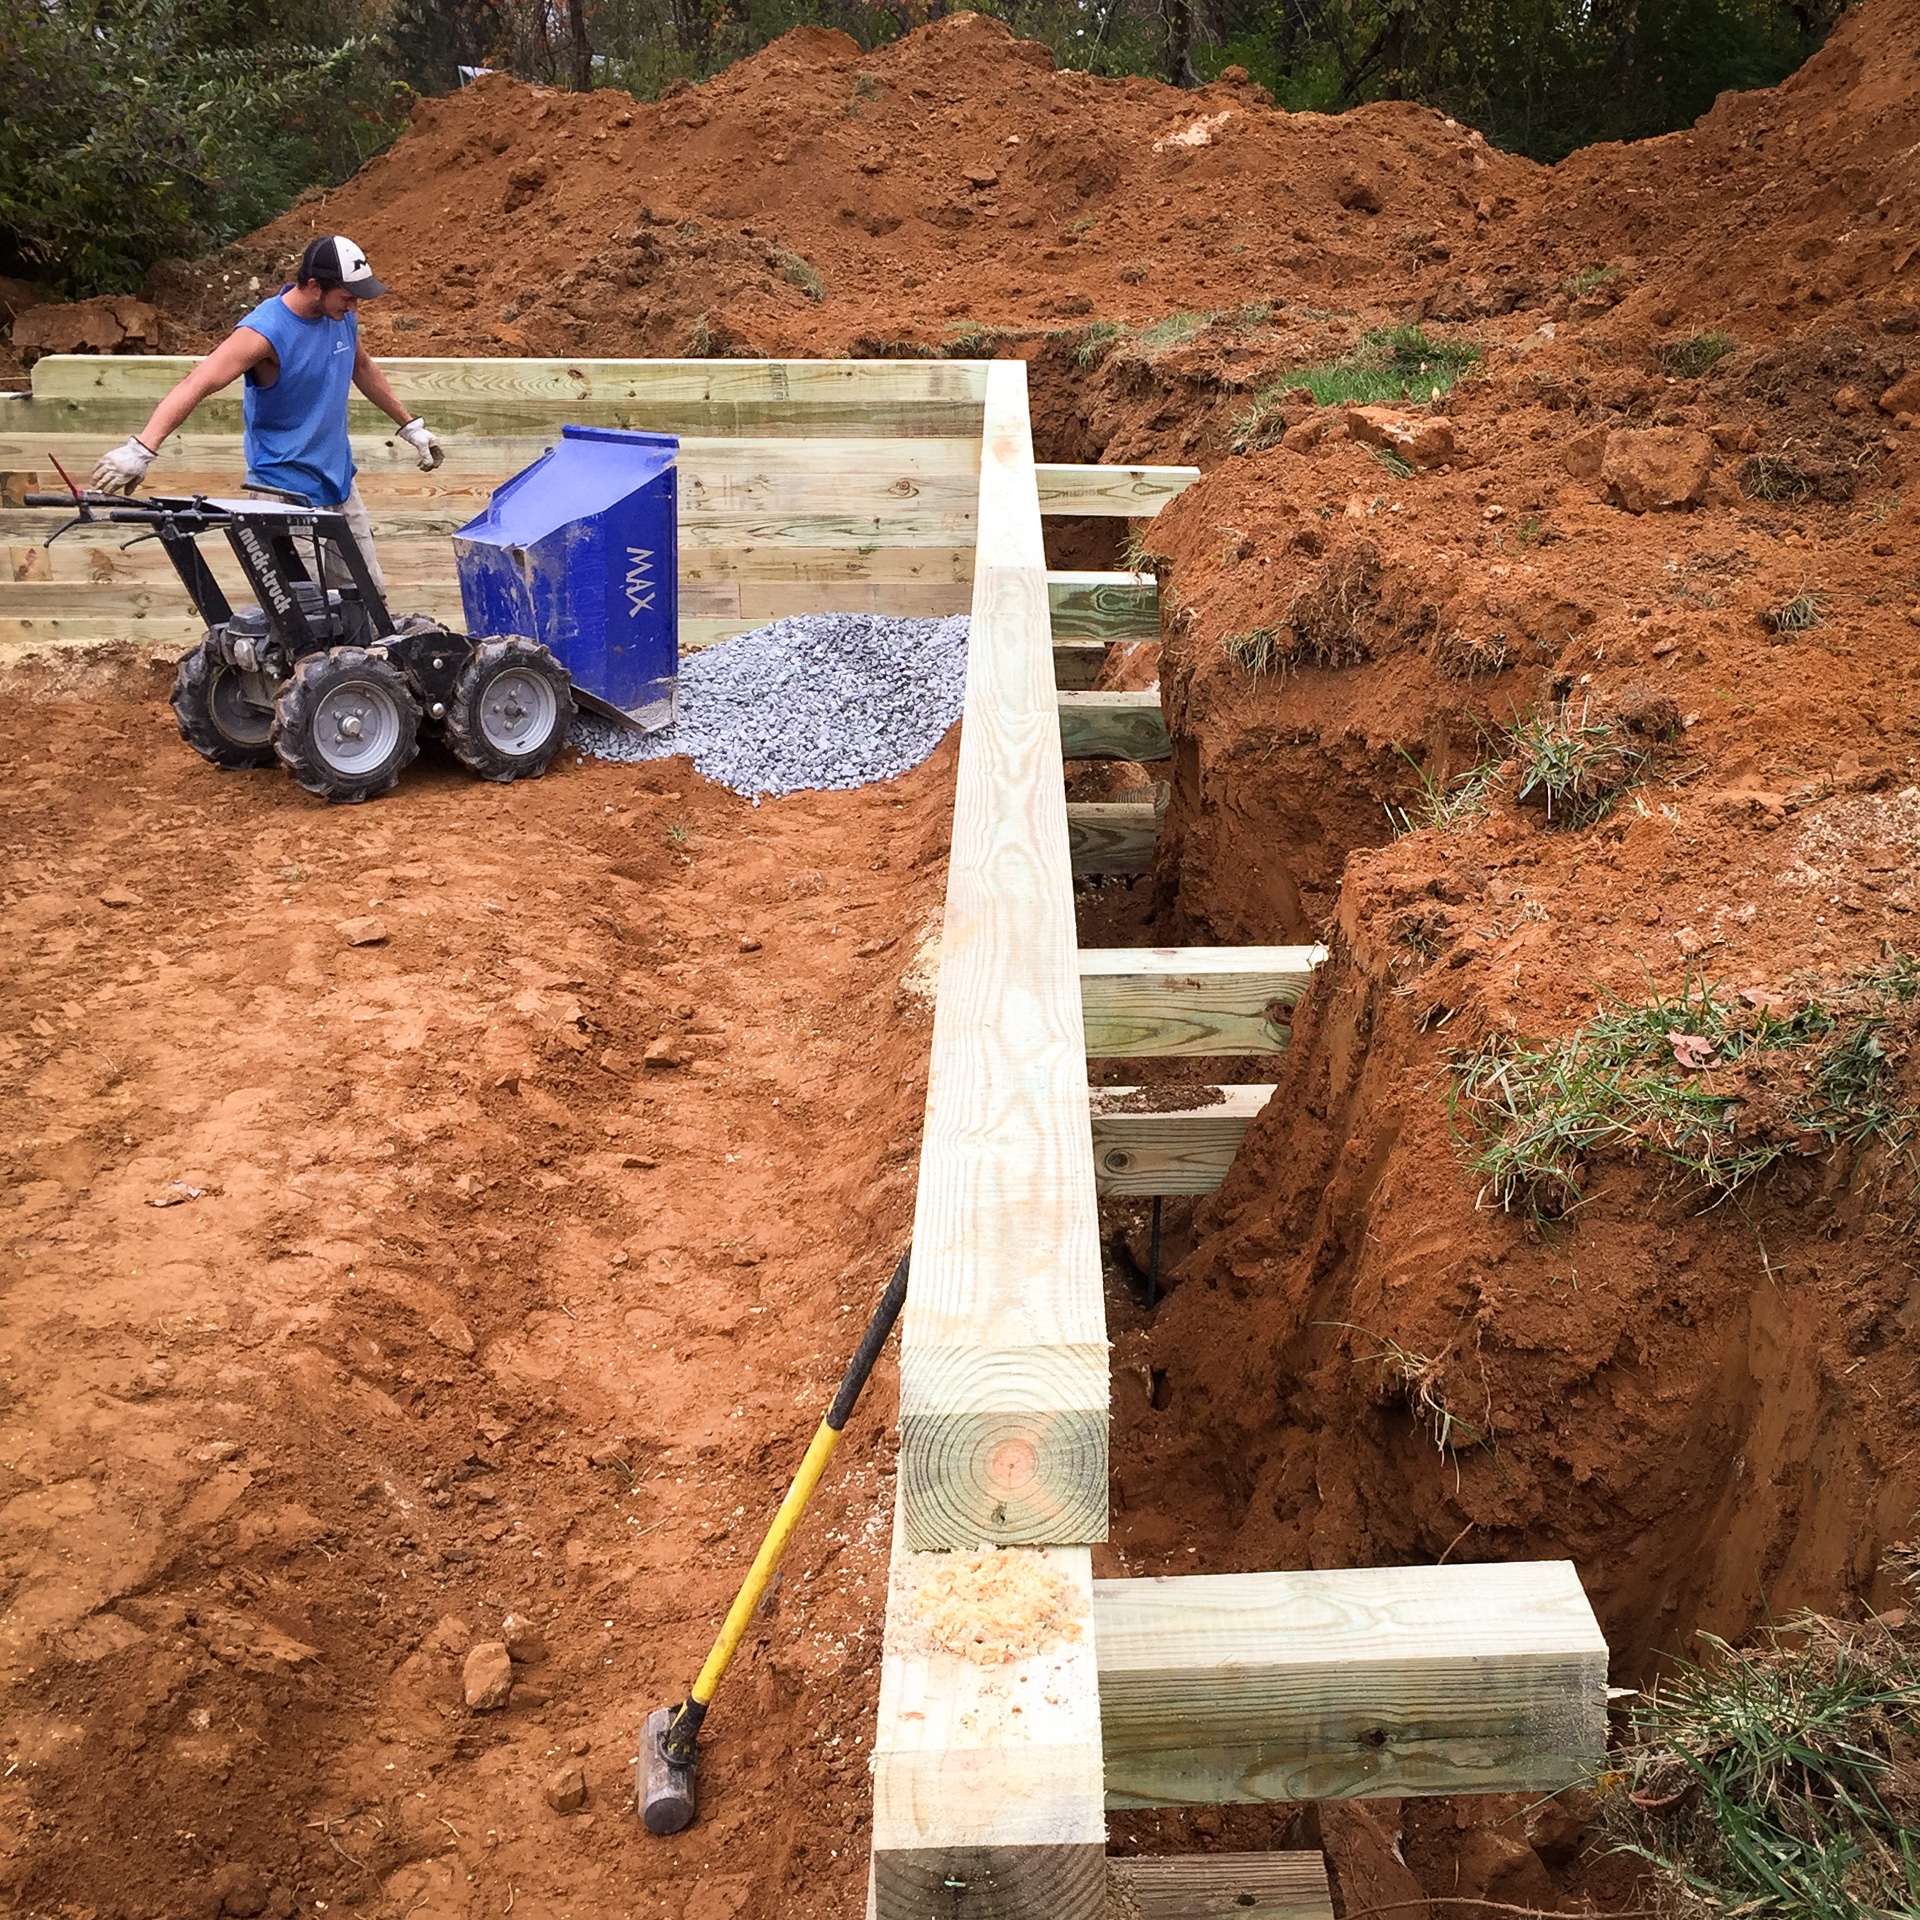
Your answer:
[92,236,442,597]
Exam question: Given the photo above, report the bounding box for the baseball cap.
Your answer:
[297,235,388,298]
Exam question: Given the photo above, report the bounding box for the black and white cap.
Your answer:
[298,235,388,298]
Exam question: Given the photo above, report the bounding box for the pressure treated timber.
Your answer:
[24,354,991,436]
[1095,1562,1609,1807]
[1065,801,1159,876]
[1079,947,1326,1057]
[1108,1852,1334,1920]
[1089,1085,1275,1196]
[871,1534,1106,1920]
[896,355,1108,1558]
[1036,464,1201,518]
[1047,571,1159,645]
[1058,690,1170,762]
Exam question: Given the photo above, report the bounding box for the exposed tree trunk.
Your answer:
[567,0,592,89]
[1163,0,1199,86]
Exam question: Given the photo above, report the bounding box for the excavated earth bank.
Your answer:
[5,0,1920,1913]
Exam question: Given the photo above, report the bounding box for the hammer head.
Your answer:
[638,1705,697,1835]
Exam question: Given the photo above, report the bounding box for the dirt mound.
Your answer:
[117,0,1920,375]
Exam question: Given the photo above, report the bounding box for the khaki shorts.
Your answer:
[243,482,388,599]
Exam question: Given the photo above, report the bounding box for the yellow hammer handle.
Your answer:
[689,1419,841,1706]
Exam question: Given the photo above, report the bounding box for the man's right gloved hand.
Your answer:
[93,437,156,495]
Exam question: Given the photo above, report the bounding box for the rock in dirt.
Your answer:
[501,1611,548,1663]
[427,1313,476,1356]
[337,916,388,947]
[1281,414,1335,454]
[1561,423,1609,480]
[544,1762,588,1812]
[1344,405,1455,468]
[1879,370,1920,415]
[463,1639,514,1709]
[1601,428,1714,512]
[12,294,163,362]
[206,1863,269,1917]
[643,1038,683,1069]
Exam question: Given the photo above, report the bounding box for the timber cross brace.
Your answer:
[0,353,1609,1920]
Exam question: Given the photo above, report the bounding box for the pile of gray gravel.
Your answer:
[569,611,969,800]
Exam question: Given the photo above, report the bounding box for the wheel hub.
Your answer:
[315,679,401,774]
[479,666,557,755]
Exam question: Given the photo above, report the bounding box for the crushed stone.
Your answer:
[569,611,968,800]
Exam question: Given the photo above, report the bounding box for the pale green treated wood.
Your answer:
[1036,464,1201,518]
[1058,690,1170,763]
[1089,1084,1276,1196]
[1095,1561,1610,1808]
[1065,800,1159,876]
[1079,946,1326,1057]
[1109,1853,1333,1920]
[1048,570,1158,644]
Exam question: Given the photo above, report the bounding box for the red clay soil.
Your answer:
[9,0,1920,1913]
[0,704,953,1920]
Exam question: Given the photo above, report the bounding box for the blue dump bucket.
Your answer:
[453,426,679,732]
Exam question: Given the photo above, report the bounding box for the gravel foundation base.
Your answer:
[569,611,969,800]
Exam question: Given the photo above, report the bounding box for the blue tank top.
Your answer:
[238,292,357,508]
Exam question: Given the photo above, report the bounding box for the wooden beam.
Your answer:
[1048,570,1158,644]
[1095,1561,1610,1808]
[898,356,1107,1556]
[1036,465,1200,518]
[1065,800,1159,877]
[1079,947,1325,1058]
[1089,1085,1275,1196]
[30,353,994,405]
[1058,691,1169,763]
[1108,1853,1333,1920]
[871,1535,1107,1920]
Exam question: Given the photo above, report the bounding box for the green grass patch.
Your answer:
[1661,330,1737,378]
[1449,959,1920,1224]
[1602,1582,1920,1920]
[1563,263,1619,297]
[1235,325,1480,451]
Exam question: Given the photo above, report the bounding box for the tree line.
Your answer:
[0,0,1846,301]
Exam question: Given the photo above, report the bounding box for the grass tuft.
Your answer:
[1074,319,1126,368]
[1449,958,1920,1224]
[1741,455,1821,505]
[1564,263,1619,297]
[1221,627,1284,676]
[1767,591,1827,634]
[1660,330,1737,378]
[1600,1566,1920,1920]
[1327,1325,1484,1455]
[686,313,713,357]
[1509,701,1651,827]
[776,250,825,302]
[1386,746,1503,836]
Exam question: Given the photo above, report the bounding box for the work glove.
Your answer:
[397,417,444,472]
[93,436,156,495]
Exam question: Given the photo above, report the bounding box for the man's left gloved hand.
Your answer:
[397,418,444,472]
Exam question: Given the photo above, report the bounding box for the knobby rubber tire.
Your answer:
[170,638,277,770]
[443,637,576,784]
[271,645,420,804]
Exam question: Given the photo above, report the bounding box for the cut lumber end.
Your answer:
[1089,1084,1275,1196]
[1036,464,1202,518]
[874,1537,1107,1919]
[1066,800,1159,877]
[1078,947,1326,1059]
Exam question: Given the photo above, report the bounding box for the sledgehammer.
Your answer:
[638,1245,910,1835]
